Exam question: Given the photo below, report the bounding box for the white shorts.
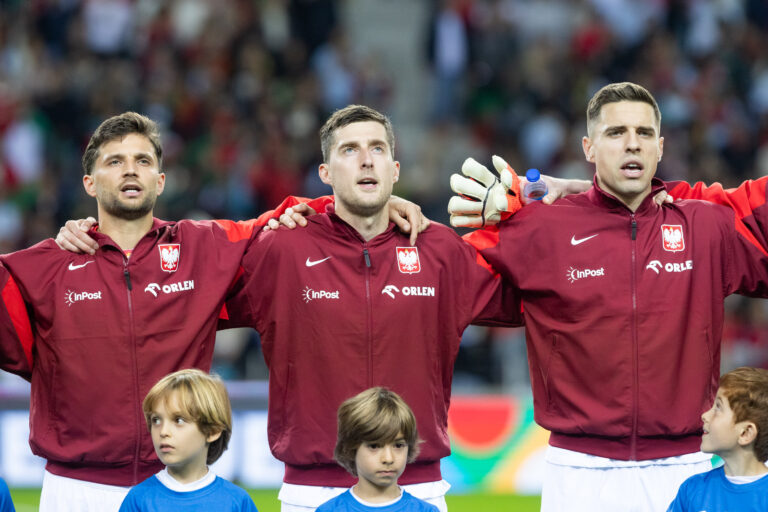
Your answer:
[278,480,451,512]
[541,447,712,512]
[39,470,131,512]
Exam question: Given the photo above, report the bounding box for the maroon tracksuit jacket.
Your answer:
[465,178,768,461]
[223,209,522,487]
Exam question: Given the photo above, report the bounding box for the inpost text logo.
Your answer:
[302,286,340,303]
[566,266,605,283]
[64,289,103,307]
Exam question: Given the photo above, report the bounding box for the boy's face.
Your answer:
[149,391,220,481]
[354,434,408,494]
[701,389,742,456]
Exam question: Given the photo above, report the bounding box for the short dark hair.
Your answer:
[319,105,395,163]
[143,369,232,465]
[719,367,768,462]
[82,112,162,175]
[586,82,661,134]
[334,387,420,476]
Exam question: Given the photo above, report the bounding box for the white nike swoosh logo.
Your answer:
[305,256,332,267]
[68,261,95,271]
[570,234,598,246]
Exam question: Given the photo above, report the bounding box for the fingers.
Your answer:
[262,218,280,231]
[448,196,483,216]
[56,219,99,254]
[290,203,316,217]
[278,208,299,229]
[69,219,98,253]
[653,190,673,206]
[461,158,498,188]
[541,189,559,205]
[449,215,487,229]
[450,174,492,200]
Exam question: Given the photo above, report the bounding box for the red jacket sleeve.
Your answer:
[213,195,334,242]
[667,178,768,257]
[0,263,34,380]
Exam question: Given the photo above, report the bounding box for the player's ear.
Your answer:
[83,174,97,198]
[582,136,595,163]
[319,163,332,185]
[156,172,166,196]
[206,428,223,444]
[737,421,758,446]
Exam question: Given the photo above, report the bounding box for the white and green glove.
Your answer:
[448,155,523,228]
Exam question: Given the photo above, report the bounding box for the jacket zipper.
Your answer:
[363,247,373,387]
[124,257,141,483]
[630,213,639,460]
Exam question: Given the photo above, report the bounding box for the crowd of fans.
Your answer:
[0,0,766,382]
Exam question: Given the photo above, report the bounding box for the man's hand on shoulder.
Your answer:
[388,196,430,246]
[262,204,316,231]
[532,175,591,205]
[55,217,99,254]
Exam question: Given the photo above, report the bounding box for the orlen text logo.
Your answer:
[302,286,340,303]
[646,260,693,275]
[144,280,195,297]
[64,289,103,307]
[381,285,436,299]
[566,267,605,283]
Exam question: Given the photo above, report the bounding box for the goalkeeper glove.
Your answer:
[448,155,522,228]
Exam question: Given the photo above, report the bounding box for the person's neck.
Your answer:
[334,204,389,242]
[97,211,155,251]
[352,480,401,504]
[167,464,209,485]
[721,451,768,477]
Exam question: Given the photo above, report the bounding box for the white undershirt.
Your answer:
[155,468,216,492]
[349,486,403,507]
[725,473,768,485]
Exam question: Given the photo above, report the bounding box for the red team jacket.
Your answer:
[465,178,768,461]
[0,196,322,486]
[222,208,521,487]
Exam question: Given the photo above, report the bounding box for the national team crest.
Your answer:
[396,247,421,274]
[661,225,685,252]
[158,244,180,272]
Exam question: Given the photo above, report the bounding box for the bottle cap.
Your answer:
[525,168,541,182]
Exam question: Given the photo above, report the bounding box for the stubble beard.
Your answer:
[339,193,389,219]
[100,192,156,221]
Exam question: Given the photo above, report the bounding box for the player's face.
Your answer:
[700,389,741,456]
[83,133,165,221]
[319,121,399,220]
[149,392,220,482]
[582,101,663,211]
[353,436,408,498]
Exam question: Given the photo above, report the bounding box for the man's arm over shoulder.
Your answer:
[0,262,34,380]
[431,223,523,327]
[718,203,768,298]
[667,177,768,233]
[213,195,333,242]
[219,226,290,330]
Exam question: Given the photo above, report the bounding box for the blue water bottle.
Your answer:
[523,168,547,203]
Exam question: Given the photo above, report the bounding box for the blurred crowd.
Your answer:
[0,0,767,383]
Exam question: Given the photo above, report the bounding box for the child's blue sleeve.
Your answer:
[0,478,15,512]
[117,490,141,512]
[666,483,687,512]
[241,494,258,512]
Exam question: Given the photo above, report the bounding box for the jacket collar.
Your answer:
[89,217,175,250]
[323,204,398,245]
[586,176,667,216]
